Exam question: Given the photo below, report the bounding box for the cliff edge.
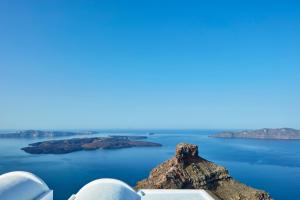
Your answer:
[136,143,271,200]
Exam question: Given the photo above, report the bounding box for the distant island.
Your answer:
[210,128,300,140]
[0,130,98,138]
[108,135,147,140]
[22,135,162,154]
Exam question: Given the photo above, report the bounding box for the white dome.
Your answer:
[73,178,141,200]
[0,171,52,200]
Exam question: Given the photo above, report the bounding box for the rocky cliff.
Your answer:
[136,143,272,200]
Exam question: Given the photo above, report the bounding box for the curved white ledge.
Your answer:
[0,171,53,200]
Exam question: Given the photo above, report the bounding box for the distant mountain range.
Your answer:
[210,128,300,140]
[0,130,98,138]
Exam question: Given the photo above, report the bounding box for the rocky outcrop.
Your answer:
[210,128,300,140]
[136,143,271,200]
[22,136,162,154]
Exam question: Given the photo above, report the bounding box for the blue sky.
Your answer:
[0,0,299,129]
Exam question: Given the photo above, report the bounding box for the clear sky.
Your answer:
[0,0,299,129]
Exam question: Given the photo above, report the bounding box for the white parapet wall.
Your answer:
[137,189,215,200]
[0,171,215,200]
[69,178,216,200]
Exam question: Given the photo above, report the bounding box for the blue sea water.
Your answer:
[0,130,299,200]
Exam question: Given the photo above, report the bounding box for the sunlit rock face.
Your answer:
[136,143,272,200]
[175,143,199,165]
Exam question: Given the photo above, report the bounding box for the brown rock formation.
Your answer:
[136,143,272,200]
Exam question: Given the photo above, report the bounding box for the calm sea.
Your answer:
[0,130,299,200]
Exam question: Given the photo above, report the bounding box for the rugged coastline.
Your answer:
[21,136,161,154]
[136,143,272,200]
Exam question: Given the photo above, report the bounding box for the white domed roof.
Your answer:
[0,171,51,200]
[73,178,141,200]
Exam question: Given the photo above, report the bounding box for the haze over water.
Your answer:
[0,130,299,200]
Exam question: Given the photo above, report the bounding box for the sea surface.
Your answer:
[0,129,299,200]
